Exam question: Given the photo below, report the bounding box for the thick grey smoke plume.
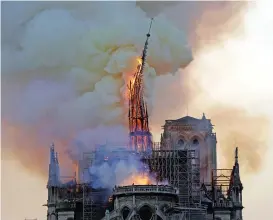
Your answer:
[88,150,156,188]
[2,1,192,175]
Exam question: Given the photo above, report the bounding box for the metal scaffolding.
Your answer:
[143,144,205,220]
[54,182,110,220]
[211,169,233,199]
[83,184,93,220]
[144,148,200,205]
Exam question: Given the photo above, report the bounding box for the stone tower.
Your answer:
[160,113,217,183]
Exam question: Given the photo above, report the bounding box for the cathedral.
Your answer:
[46,114,244,220]
[46,19,243,220]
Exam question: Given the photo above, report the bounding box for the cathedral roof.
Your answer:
[167,116,201,123]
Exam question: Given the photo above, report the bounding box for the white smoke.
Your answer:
[2,2,192,164]
[88,151,168,188]
[89,154,144,188]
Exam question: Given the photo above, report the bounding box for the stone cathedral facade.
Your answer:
[46,114,244,220]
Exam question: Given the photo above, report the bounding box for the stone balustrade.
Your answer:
[113,185,178,195]
[213,200,232,208]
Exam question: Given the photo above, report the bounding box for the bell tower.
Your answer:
[160,113,217,183]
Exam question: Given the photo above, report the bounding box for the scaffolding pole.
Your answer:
[143,146,204,220]
[83,183,93,220]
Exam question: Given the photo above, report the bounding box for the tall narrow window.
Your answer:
[193,139,199,145]
[122,207,130,220]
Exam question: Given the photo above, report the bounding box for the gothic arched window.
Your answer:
[139,205,153,220]
[121,206,130,220]
[192,139,199,145]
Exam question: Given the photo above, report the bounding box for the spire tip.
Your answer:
[147,18,154,37]
[235,147,238,163]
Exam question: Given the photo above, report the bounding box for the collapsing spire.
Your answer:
[128,19,154,153]
[139,18,153,76]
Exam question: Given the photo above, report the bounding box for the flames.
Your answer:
[123,57,142,102]
[136,57,142,65]
[120,173,156,186]
[129,57,142,85]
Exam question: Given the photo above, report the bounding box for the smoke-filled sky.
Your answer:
[1,1,273,220]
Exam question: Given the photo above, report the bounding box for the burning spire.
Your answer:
[128,18,154,153]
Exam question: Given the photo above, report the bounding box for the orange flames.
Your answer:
[129,57,142,80]
[128,57,142,85]
[136,57,142,65]
[120,173,155,186]
[123,57,142,103]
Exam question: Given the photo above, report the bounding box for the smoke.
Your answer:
[208,106,270,172]
[88,149,168,188]
[89,152,149,188]
[137,1,180,18]
[177,0,272,174]
[144,1,271,175]
[2,2,273,220]
[2,0,269,181]
[1,1,192,176]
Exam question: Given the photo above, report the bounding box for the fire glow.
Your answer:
[128,57,142,87]
[120,173,156,186]
[123,57,142,102]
